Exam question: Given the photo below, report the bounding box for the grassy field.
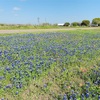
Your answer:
[0,27,100,34]
[0,24,63,30]
[0,29,100,100]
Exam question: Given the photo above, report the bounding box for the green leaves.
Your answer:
[92,18,100,26]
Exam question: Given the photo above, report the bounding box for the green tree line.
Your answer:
[0,18,100,29]
[64,18,100,27]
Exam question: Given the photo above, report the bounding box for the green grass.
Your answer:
[0,25,63,30]
[0,29,100,100]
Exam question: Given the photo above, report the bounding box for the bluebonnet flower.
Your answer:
[15,91,19,95]
[7,56,12,61]
[69,95,73,100]
[63,94,68,100]
[0,76,5,80]
[73,98,77,100]
[43,84,47,88]
[0,50,2,56]
[5,84,12,89]
[5,67,10,71]
[86,82,90,87]
[1,98,4,100]
[4,50,8,56]
[98,95,100,100]
[81,93,85,100]
[85,92,89,98]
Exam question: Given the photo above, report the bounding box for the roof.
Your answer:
[58,23,64,26]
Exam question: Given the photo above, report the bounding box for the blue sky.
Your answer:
[0,0,100,24]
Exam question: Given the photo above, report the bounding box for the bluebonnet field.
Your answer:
[0,30,100,100]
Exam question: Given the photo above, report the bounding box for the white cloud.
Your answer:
[13,7,21,11]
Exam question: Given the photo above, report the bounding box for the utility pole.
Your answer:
[45,18,47,23]
[37,17,40,25]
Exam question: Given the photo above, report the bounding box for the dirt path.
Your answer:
[0,29,75,34]
[0,27,100,34]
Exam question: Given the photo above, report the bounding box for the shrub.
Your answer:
[92,18,100,26]
[71,22,80,26]
[81,20,90,26]
[64,22,70,26]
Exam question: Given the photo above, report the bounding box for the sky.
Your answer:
[0,0,100,24]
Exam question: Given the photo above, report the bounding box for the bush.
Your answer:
[81,20,90,26]
[98,23,100,26]
[71,22,80,26]
[92,18,100,26]
[64,22,70,26]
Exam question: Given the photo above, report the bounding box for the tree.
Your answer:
[71,22,80,26]
[64,22,70,26]
[92,18,100,26]
[98,23,100,26]
[81,20,90,26]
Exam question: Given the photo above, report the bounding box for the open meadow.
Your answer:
[0,28,100,100]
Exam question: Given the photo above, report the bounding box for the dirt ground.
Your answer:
[0,27,100,34]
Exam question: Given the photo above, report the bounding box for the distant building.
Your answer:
[91,24,98,27]
[58,23,64,26]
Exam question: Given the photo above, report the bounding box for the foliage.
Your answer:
[92,18,100,26]
[64,22,70,26]
[1,17,100,30]
[71,22,80,26]
[0,24,62,30]
[81,20,90,26]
